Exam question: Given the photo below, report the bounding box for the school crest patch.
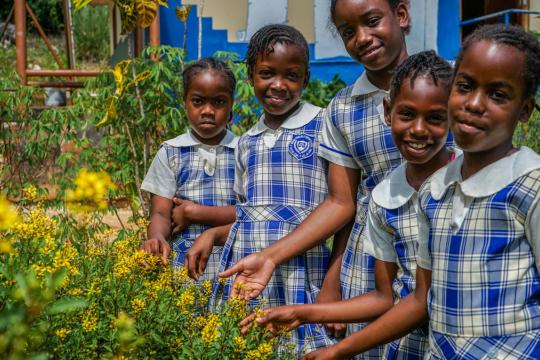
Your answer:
[289,134,314,160]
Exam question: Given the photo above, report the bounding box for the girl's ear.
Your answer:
[383,96,392,126]
[395,2,410,32]
[518,97,535,123]
[303,70,311,89]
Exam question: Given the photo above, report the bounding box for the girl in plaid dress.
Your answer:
[140,58,237,281]
[221,1,412,358]
[249,51,457,360]
[269,24,540,360]
[203,24,336,355]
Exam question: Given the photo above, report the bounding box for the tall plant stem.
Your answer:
[127,33,147,217]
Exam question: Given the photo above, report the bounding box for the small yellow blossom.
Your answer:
[0,238,14,254]
[66,169,116,212]
[233,336,246,351]
[0,196,19,231]
[201,314,221,344]
[55,327,71,340]
[22,185,38,202]
[176,287,195,313]
[244,342,273,360]
[82,309,98,332]
[131,298,146,315]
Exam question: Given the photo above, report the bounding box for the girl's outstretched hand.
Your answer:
[140,238,170,264]
[240,305,304,336]
[185,228,216,280]
[301,346,342,360]
[219,252,276,299]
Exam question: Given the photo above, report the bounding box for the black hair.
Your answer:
[182,57,236,97]
[330,0,411,34]
[389,50,453,103]
[245,24,310,79]
[455,23,540,100]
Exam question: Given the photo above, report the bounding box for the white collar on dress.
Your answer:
[246,102,322,136]
[429,146,540,200]
[372,162,415,209]
[351,71,386,97]
[163,129,238,149]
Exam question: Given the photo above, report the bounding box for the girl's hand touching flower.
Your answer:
[240,305,304,337]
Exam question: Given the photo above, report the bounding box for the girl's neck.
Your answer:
[190,128,227,146]
[461,143,517,181]
[264,101,301,130]
[406,147,453,191]
[365,50,409,91]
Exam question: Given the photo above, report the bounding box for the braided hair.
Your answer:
[389,50,453,104]
[330,0,411,34]
[182,58,236,98]
[455,23,540,100]
[245,24,309,79]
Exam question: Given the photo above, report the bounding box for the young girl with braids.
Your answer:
[220,1,412,358]
[258,24,540,360]
[140,58,238,282]
[248,50,457,360]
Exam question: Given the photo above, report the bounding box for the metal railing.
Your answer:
[460,8,540,27]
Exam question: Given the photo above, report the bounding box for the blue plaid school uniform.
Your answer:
[366,159,465,360]
[416,147,540,360]
[318,72,403,358]
[141,130,237,281]
[216,102,334,355]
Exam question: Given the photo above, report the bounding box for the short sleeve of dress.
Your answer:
[141,146,177,199]
[233,138,247,202]
[365,200,397,263]
[318,105,359,169]
[415,189,432,270]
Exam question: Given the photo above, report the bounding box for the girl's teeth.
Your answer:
[409,143,426,149]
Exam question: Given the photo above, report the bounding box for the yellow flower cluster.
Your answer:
[233,336,246,352]
[176,287,196,313]
[82,309,98,332]
[55,327,71,340]
[131,298,146,315]
[13,207,56,241]
[66,169,116,212]
[53,244,79,277]
[0,195,19,231]
[22,185,38,202]
[244,342,273,360]
[201,314,221,345]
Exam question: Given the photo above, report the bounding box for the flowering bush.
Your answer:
[0,174,294,359]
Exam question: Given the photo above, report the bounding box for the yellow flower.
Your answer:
[82,309,98,332]
[233,336,246,351]
[22,185,38,202]
[131,298,146,315]
[176,287,195,313]
[13,207,56,241]
[0,196,19,231]
[201,314,221,345]
[244,343,273,360]
[66,169,116,212]
[0,238,14,254]
[55,327,71,340]
[68,288,83,296]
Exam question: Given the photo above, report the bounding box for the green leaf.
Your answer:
[47,298,88,315]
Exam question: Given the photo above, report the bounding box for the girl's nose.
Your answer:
[270,77,286,91]
[201,103,215,115]
[410,118,428,137]
[355,27,371,50]
[464,91,485,115]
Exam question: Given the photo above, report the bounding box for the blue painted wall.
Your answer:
[160,1,461,85]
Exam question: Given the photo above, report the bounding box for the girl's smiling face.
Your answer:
[250,42,309,128]
[333,0,409,73]
[449,41,534,156]
[384,76,450,166]
[184,69,233,145]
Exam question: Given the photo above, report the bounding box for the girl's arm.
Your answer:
[141,195,174,263]
[171,198,235,235]
[220,162,359,299]
[315,221,352,337]
[244,259,397,334]
[185,223,233,280]
[303,267,431,360]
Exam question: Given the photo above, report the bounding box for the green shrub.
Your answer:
[0,0,64,35]
[73,5,110,63]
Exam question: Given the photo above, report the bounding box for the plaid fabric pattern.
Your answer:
[370,199,429,359]
[216,113,335,354]
[321,84,403,359]
[419,169,540,358]
[430,330,540,360]
[164,143,236,280]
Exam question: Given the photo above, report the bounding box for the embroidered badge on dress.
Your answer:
[288,133,314,160]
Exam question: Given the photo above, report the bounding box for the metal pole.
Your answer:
[149,10,160,60]
[25,2,65,68]
[0,5,14,43]
[62,0,75,70]
[14,0,27,84]
[26,69,101,77]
